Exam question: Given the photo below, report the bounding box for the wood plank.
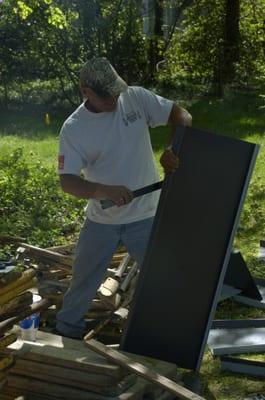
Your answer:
[0,278,37,306]
[7,374,137,400]
[11,357,127,387]
[9,331,126,379]
[1,387,52,400]
[0,298,52,335]
[0,334,17,350]
[0,269,36,298]
[47,243,76,253]
[3,361,178,400]
[0,292,33,315]
[0,235,25,244]
[84,338,205,400]
[0,271,22,289]
[17,348,122,377]
[8,369,136,395]
[20,243,74,267]
[5,374,176,400]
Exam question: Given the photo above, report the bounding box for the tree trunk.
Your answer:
[148,0,163,79]
[222,0,240,83]
[3,80,9,109]
[213,48,224,97]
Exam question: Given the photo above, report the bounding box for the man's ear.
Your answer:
[81,85,92,98]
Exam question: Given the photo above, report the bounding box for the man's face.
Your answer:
[82,86,119,113]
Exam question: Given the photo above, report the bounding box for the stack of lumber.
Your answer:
[0,262,52,333]
[0,269,36,321]
[1,331,180,400]
[0,240,138,343]
[0,268,53,391]
[17,242,139,341]
[0,333,17,391]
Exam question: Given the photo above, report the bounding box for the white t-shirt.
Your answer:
[58,86,173,224]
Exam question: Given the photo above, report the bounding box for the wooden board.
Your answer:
[8,369,136,396]
[120,126,258,371]
[0,298,52,335]
[9,330,127,379]
[6,373,172,400]
[85,338,205,400]
[11,357,128,387]
[6,331,181,399]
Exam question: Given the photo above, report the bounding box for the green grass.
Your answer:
[0,108,68,168]
[1,92,265,399]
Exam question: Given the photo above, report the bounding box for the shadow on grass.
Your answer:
[189,92,265,141]
[0,109,68,141]
[1,92,264,145]
[150,92,265,154]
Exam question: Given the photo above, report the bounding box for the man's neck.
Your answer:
[85,99,101,113]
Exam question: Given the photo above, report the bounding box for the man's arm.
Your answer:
[60,174,133,207]
[167,104,192,144]
[160,104,192,174]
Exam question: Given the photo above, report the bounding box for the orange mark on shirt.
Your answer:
[58,155,65,170]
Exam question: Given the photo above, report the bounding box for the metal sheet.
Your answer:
[220,356,265,378]
[234,282,265,309]
[208,327,265,355]
[212,319,265,330]
[224,251,261,300]
[120,126,259,370]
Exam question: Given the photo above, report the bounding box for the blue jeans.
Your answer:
[56,217,154,337]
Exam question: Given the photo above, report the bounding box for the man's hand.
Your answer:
[160,148,180,174]
[96,184,134,207]
[59,175,133,206]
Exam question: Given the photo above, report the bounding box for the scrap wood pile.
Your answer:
[0,234,139,341]
[0,236,205,400]
[21,241,139,342]
[0,237,54,390]
[0,234,141,392]
[1,331,183,400]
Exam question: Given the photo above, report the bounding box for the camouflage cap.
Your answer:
[80,57,128,98]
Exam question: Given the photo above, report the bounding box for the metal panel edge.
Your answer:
[195,144,260,371]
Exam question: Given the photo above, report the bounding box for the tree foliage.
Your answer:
[0,0,147,107]
[0,0,265,104]
[160,0,265,94]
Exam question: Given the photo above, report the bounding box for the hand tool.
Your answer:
[100,181,163,209]
[100,125,186,210]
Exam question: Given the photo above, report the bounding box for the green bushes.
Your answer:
[0,148,85,247]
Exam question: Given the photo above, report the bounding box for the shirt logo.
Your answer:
[58,155,65,170]
[123,110,141,126]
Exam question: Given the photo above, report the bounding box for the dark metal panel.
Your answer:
[220,356,265,378]
[234,280,265,309]
[224,251,261,300]
[120,127,258,370]
[212,319,265,329]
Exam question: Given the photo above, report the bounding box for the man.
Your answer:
[56,57,192,338]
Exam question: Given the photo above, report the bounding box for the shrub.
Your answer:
[0,148,85,247]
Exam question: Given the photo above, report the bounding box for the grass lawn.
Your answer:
[0,91,265,399]
[0,108,65,168]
